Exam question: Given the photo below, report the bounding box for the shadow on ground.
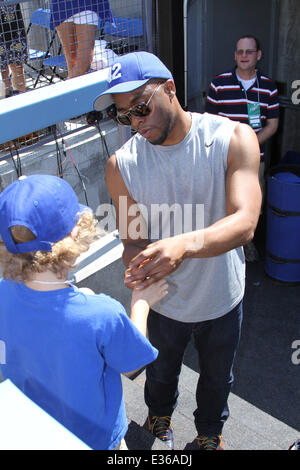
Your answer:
[183,214,300,432]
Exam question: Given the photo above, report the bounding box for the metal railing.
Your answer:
[0,0,150,156]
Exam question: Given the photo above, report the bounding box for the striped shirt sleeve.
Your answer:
[205,80,220,115]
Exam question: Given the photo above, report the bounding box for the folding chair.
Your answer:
[102,17,144,54]
[43,6,116,78]
[43,53,67,77]
[25,8,66,88]
[103,17,143,37]
[27,4,116,86]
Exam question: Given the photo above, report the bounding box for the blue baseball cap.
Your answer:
[94,51,173,111]
[0,175,90,254]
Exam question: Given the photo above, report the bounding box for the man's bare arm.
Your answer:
[105,154,150,267]
[125,123,262,288]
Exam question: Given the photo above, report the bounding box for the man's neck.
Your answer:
[161,110,192,146]
[236,67,257,80]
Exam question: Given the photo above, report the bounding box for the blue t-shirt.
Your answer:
[0,279,157,450]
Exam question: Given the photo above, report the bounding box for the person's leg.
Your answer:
[1,66,11,96]
[145,310,193,448]
[193,301,243,437]
[145,309,192,417]
[9,63,26,92]
[56,21,77,79]
[73,23,97,78]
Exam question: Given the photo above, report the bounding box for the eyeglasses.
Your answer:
[106,83,163,126]
[236,49,258,56]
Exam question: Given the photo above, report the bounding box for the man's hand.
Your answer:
[125,235,187,289]
[257,118,279,145]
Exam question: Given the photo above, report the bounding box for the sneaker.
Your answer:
[196,435,223,450]
[148,414,174,449]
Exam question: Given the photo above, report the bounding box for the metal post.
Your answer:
[183,0,189,110]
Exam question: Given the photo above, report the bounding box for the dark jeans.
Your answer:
[145,301,243,436]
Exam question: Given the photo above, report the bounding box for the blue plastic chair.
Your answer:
[27,7,117,85]
[40,9,116,79]
[26,9,64,87]
[103,17,143,37]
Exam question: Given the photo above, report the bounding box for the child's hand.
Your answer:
[130,280,168,339]
[131,279,168,309]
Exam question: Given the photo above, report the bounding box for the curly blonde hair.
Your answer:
[0,210,96,282]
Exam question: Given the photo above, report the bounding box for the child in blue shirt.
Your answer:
[0,174,167,450]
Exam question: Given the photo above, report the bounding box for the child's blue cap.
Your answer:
[0,174,90,254]
[94,51,173,111]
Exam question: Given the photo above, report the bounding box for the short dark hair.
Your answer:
[148,78,169,86]
[236,35,261,51]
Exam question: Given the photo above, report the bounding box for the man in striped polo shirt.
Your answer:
[206,35,279,261]
[206,35,279,170]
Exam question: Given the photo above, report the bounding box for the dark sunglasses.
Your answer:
[106,83,163,126]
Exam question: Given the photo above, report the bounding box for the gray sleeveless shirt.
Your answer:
[116,112,245,322]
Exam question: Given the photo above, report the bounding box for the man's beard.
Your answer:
[147,113,175,146]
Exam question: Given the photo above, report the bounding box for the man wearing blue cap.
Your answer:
[0,174,168,450]
[94,52,262,450]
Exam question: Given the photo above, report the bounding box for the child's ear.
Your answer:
[70,225,79,240]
